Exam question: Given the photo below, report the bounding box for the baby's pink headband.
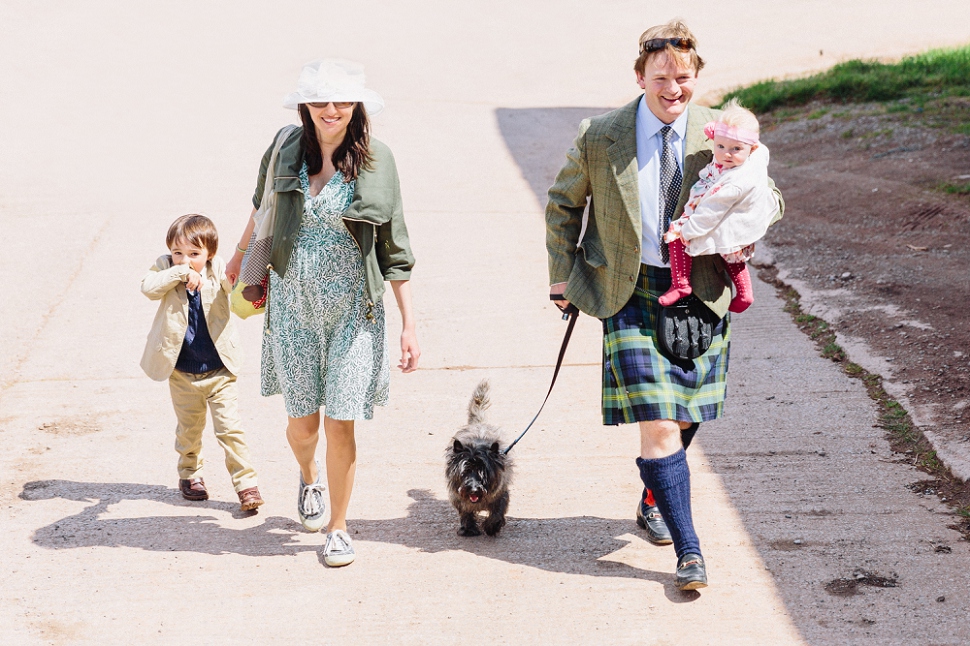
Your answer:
[704,121,759,145]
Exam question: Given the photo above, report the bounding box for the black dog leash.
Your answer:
[503,297,579,455]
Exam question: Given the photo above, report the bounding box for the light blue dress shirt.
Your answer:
[636,97,690,267]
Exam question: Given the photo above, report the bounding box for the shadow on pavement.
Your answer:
[494,107,612,207]
[359,489,694,603]
[20,479,310,557]
[21,481,694,602]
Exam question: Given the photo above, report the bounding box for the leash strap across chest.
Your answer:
[503,304,579,455]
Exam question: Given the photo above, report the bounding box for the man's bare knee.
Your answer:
[639,419,683,459]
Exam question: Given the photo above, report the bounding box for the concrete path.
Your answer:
[2,2,969,644]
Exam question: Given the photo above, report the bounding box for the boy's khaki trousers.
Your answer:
[169,367,258,491]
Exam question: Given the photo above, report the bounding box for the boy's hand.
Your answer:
[185,269,203,292]
[179,256,203,292]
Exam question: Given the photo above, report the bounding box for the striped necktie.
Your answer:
[658,125,682,264]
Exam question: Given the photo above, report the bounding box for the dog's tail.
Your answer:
[467,379,491,425]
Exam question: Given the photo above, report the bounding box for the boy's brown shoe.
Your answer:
[238,486,264,511]
[179,478,208,501]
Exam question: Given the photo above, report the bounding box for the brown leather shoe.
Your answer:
[179,478,208,501]
[238,486,264,511]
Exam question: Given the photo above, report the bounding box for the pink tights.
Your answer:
[658,238,754,313]
[658,239,693,306]
[725,260,753,313]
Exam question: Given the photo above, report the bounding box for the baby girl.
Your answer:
[659,99,779,313]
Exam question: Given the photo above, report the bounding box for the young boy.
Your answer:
[141,214,263,511]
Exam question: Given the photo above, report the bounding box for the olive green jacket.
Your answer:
[545,99,784,319]
[252,127,415,312]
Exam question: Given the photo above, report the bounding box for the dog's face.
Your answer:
[448,438,504,504]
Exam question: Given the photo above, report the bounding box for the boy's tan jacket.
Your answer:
[140,254,242,381]
[545,99,784,319]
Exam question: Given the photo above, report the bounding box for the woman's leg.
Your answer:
[323,416,357,533]
[286,412,321,484]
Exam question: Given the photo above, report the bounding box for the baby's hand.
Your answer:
[664,221,684,243]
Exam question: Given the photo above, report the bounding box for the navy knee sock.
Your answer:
[641,423,699,504]
[636,449,701,559]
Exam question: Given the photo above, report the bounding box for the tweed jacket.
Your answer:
[545,98,784,319]
[252,127,415,312]
[140,254,242,381]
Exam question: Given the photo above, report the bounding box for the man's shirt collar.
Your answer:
[636,95,690,140]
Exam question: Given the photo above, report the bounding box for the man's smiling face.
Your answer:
[636,52,697,124]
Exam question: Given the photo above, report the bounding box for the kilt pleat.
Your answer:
[602,265,730,425]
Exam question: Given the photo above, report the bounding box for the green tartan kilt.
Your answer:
[602,265,730,425]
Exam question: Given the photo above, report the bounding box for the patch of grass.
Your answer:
[821,342,845,361]
[885,103,911,114]
[860,128,895,139]
[955,123,970,136]
[771,107,804,123]
[938,181,970,195]
[720,44,970,112]
[840,129,855,139]
[807,108,830,120]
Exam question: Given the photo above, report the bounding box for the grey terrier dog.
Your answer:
[445,379,514,537]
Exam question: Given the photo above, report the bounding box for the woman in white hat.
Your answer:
[227,59,419,567]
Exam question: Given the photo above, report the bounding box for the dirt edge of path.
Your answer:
[755,259,970,541]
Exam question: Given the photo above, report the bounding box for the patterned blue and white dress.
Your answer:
[261,163,389,419]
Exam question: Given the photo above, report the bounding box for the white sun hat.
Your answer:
[282,59,385,115]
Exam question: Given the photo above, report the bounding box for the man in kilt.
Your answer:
[546,20,783,590]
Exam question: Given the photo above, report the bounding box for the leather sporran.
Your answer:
[657,295,722,362]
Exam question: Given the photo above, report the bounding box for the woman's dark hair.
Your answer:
[298,103,373,181]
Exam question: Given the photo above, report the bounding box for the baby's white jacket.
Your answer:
[679,145,779,257]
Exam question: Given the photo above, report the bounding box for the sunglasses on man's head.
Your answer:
[639,38,694,54]
[307,101,355,109]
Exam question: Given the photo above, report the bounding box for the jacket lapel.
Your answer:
[677,105,716,210]
[605,98,642,235]
[199,258,222,313]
